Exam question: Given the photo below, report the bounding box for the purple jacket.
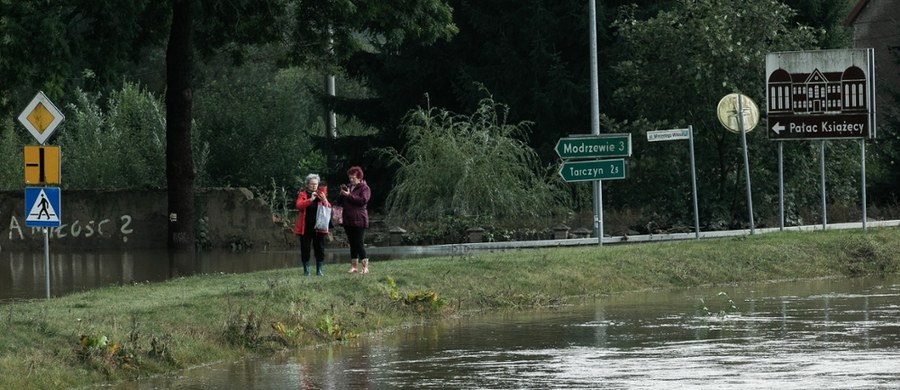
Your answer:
[341,180,370,228]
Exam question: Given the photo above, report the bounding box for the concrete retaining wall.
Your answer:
[0,188,295,251]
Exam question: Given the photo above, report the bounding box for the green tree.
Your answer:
[163,0,457,250]
[191,46,329,188]
[0,118,24,190]
[0,0,168,118]
[165,0,196,250]
[2,0,457,250]
[781,0,853,49]
[57,84,167,189]
[609,0,858,228]
[337,0,676,160]
[384,95,559,221]
[282,0,457,66]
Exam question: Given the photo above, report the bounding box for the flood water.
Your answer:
[0,250,291,301]
[0,249,414,302]
[113,275,900,389]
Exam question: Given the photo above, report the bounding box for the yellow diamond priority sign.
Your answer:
[18,91,65,145]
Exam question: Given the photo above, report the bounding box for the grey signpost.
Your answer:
[18,91,65,299]
[717,93,760,234]
[588,0,602,246]
[647,127,700,239]
[556,133,632,245]
[766,48,876,230]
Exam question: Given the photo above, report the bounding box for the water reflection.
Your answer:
[115,276,900,389]
[0,246,486,301]
[0,250,305,301]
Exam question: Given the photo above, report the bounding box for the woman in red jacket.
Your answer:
[293,173,330,276]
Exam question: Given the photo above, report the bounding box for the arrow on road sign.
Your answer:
[772,122,785,135]
[558,159,627,182]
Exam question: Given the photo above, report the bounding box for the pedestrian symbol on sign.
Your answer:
[25,187,61,227]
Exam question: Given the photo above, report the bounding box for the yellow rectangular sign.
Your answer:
[24,145,60,185]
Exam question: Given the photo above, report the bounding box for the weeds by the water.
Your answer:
[316,315,355,341]
[386,276,447,313]
[842,235,894,276]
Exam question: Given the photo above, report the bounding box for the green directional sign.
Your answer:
[558,158,627,182]
[555,134,632,159]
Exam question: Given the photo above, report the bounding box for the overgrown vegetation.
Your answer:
[608,0,862,229]
[55,84,170,189]
[382,93,563,221]
[2,1,896,236]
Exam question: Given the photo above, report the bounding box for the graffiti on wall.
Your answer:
[7,215,134,242]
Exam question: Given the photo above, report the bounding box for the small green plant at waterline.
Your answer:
[270,321,304,347]
[76,334,137,375]
[222,311,261,348]
[385,276,447,313]
[696,292,738,318]
[316,315,356,342]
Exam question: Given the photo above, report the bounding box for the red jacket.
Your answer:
[293,186,331,235]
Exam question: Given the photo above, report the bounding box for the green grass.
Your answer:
[1,227,898,388]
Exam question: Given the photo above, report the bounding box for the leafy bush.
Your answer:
[192,48,329,189]
[0,118,27,190]
[56,83,168,189]
[383,93,564,221]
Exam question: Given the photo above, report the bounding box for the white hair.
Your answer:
[305,173,321,184]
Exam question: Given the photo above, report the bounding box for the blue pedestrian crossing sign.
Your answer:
[25,187,61,227]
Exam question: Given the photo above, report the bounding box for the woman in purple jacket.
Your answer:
[340,166,371,274]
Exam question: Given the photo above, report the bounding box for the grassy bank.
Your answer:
[2,228,898,388]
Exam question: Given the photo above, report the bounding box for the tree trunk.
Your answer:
[165,0,195,251]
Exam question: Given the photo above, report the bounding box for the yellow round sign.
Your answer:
[716,93,759,133]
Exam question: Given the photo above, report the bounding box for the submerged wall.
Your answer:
[0,188,295,251]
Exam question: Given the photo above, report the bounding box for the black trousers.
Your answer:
[299,232,326,263]
[344,226,367,260]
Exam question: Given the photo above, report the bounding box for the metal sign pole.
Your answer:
[860,139,867,230]
[589,0,602,246]
[778,141,784,231]
[820,141,827,229]
[44,227,50,299]
[688,126,700,239]
[736,95,755,234]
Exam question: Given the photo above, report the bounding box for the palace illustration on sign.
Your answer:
[767,66,868,115]
[765,48,875,141]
